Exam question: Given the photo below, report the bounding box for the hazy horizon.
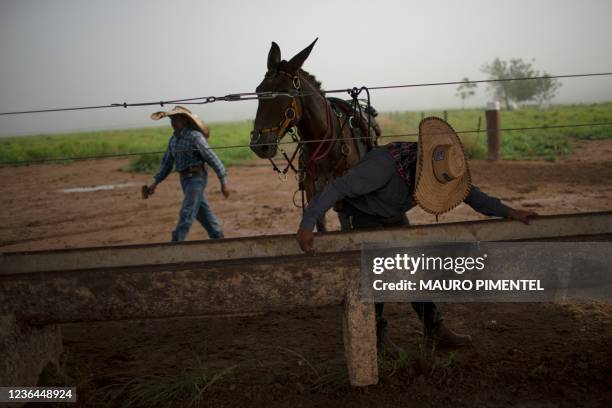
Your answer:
[1,0,611,136]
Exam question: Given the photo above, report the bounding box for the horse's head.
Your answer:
[250,39,318,158]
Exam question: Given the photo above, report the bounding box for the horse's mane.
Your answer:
[276,61,322,91]
[298,69,322,91]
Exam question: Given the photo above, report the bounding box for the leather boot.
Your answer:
[426,320,472,347]
[376,318,405,357]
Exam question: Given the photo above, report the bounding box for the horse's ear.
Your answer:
[286,38,318,73]
[267,41,281,71]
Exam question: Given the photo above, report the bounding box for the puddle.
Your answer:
[60,182,141,193]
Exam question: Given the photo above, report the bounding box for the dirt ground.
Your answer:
[2,139,612,407]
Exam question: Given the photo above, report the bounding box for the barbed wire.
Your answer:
[1,72,611,115]
[2,121,611,166]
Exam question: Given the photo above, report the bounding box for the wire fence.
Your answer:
[2,121,611,166]
[1,70,611,165]
[1,72,611,115]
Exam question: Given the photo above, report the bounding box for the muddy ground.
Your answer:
[1,139,612,407]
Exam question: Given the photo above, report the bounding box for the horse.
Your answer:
[249,39,382,232]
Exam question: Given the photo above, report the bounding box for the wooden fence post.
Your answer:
[485,101,501,161]
[342,267,379,386]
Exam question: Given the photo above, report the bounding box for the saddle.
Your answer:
[327,97,381,156]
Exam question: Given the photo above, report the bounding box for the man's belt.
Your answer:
[179,164,206,177]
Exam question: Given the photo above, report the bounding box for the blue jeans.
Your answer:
[171,172,224,242]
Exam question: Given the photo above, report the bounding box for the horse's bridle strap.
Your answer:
[258,97,302,138]
[257,71,303,141]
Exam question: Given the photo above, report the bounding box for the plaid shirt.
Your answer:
[386,142,418,188]
[154,128,227,186]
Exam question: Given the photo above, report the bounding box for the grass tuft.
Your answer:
[92,365,236,408]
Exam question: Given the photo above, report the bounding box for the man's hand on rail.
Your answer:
[296,227,315,254]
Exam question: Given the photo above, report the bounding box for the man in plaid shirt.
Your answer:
[148,106,230,242]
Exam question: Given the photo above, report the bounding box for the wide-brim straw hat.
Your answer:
[414,117,471,215]
[151,106,210,138]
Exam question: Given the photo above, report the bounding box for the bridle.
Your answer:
[251,71,303,146]
[251,69,348,212]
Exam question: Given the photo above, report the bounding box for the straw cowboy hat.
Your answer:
[414,117,472,215]
[150,106,210,137]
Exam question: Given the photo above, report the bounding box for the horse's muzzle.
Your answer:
[250,130,279,159]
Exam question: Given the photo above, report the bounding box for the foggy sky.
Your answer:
[1,0,611,136]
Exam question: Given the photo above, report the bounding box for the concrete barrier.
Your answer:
[1,211,611,388]
[3,211,612,275]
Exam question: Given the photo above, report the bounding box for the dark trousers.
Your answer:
[340,203,442,329]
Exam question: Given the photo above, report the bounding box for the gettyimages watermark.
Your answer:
[360,242,612,302]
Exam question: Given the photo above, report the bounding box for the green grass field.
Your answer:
[1,103,611,172]
[0,120,256,172]
[379,102,612,160]
[380,103,612,160]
